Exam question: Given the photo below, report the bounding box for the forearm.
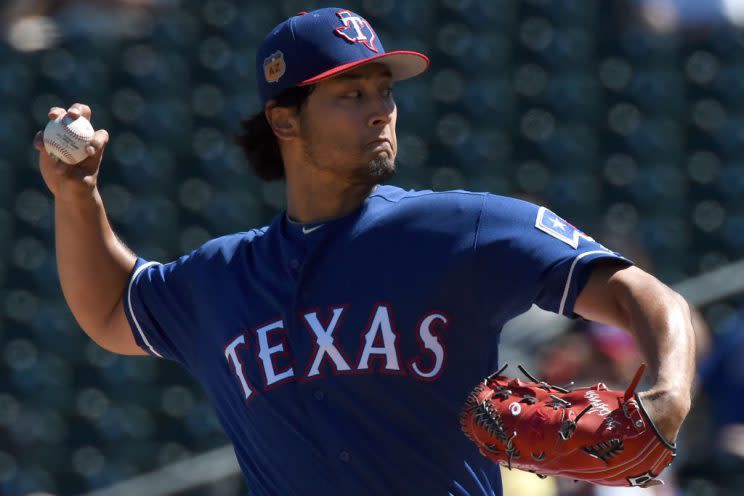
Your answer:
[55,188,137,340]
[576,263,696,419]
[613,273,696,405]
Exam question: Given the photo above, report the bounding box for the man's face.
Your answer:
[298,63,397,185]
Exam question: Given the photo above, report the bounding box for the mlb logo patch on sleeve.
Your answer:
[535,207,594,249]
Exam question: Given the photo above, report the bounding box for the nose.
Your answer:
[368,95,395,128]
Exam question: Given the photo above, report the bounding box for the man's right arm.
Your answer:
[35,103,146,356]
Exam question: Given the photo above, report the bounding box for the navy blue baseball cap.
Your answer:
[256,7,430,105]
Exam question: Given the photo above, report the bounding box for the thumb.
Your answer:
[73,128,110,176]
[85,129,110,160]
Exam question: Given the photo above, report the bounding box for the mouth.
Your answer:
[366,138,392,149]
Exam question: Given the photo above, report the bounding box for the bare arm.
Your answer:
[34,103,146,356]
[574,261,695,442]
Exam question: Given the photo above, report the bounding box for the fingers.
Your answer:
[34,124,109,166]
[66,103,92,120]
[86,129,110,157]
[48,107,66,120]
[37,103,104,162]
[33,130,44,151]
[47,103,92,122]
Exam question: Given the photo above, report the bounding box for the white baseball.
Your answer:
[43,113,95,165]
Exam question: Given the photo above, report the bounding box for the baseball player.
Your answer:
[34,8,695,496]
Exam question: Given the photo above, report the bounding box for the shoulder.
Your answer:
[132,227,272,287]
[370,185,538,220]
[371,184,486,204]
[369,185,488,215]
[480,193,542,222]
[184,226,270,264]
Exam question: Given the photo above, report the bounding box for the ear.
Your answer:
[265,102,300,141]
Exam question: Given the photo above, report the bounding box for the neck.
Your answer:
[284,166,377,223]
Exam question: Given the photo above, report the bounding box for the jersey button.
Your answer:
[313,389,324,400]
[289,259,300,270]
[338,450,350,462]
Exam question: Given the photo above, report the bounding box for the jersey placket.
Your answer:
[285,232,358,481]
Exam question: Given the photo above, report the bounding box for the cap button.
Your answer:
[295,11,308,16]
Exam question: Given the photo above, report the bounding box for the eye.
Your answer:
[382,87,393,98]
[342,89,363,99]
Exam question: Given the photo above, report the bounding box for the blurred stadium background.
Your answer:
[2,0,744,495]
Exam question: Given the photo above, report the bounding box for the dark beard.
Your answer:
[349,155,396,185]
[299,129,397,185]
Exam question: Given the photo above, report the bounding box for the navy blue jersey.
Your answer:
[123,185,630,495]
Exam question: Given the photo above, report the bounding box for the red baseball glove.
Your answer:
[460,364,676,487]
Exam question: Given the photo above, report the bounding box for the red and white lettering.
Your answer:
[408,313,449,380]
[254,320,294,388]
[224,304,452,401]
[224,333,255,402]
[356,304,402,373]
[303,307,352,378]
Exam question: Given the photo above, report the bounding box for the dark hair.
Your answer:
[235,85,314,181]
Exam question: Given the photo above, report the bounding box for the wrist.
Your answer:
[642,386,691,416]
[54,184,101,208]
[637,387,690,445]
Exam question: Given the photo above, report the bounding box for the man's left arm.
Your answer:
[574,260,696,443]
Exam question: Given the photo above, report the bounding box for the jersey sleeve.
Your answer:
[123,254,201,364]
[475,194,632,320]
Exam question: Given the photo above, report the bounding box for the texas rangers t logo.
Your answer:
[334,10,379,52]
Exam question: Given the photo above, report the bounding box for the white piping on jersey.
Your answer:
[127,261,164,358]
[558,250,613,316]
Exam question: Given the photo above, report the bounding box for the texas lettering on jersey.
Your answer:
[223,304,449,402]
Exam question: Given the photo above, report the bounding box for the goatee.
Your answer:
[353,155,396,185]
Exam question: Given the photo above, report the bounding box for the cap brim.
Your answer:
[298,50,430,86]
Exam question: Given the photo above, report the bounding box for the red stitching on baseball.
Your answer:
[61,116,94,141]
[46,139,77,162]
